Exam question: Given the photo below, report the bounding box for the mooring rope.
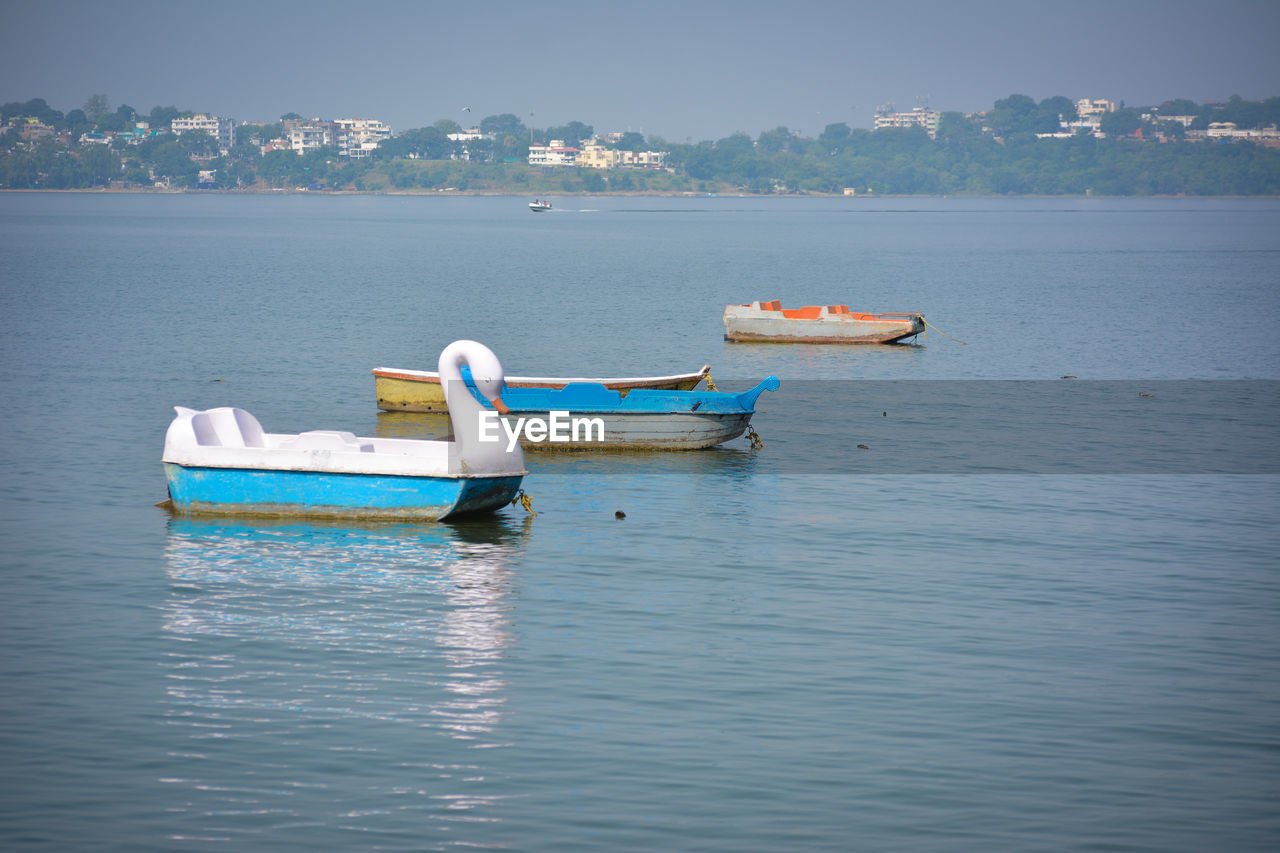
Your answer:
[921,316,969,345]
[511,489,537,515]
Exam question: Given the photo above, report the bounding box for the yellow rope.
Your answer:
[920,316,968,345]
[746,424,763,449]
[512,489,537,515]
[704,373,719,391]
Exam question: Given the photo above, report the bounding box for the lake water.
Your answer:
[1,193,1278,851]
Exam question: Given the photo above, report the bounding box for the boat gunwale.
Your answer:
[724,330,920,344]
[372,365,711,388]
[724,308,924,325]
[162,460,528,479]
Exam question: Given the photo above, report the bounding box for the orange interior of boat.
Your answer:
[780,306,823,319]
[745,300,913,322]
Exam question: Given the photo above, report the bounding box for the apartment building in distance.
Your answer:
[282,117,393,157]
[1065,98,1116,135]
[1074,98,1116,122]
[447,127,489,143]
[171,113,236,151]
[577,144,667,169]
[1036,98,1116,138]
[873,104,941,138]
[333,118,392,158]
[1191,122,1280,146]
[536,135,668,169]
[576,145,622,169]
[284,118,331,153]
[528,140,580,166]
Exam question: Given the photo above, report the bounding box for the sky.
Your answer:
[3,0,1278,142]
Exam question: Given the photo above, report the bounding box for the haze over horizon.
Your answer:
[3,0,1278,142]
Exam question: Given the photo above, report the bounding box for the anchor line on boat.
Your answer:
[512,489,538,515]
[920,316,969,345]
[701,374,763,448]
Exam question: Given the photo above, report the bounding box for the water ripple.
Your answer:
[156,517,528,846]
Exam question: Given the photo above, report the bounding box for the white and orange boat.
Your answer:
[723,300,925,344]
[374,364,712,413]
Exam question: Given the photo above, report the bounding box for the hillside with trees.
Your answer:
[3,94,1280,196]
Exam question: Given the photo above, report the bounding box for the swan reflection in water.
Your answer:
[159,513,531,836]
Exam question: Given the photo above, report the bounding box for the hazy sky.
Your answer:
[3,0,1278,141]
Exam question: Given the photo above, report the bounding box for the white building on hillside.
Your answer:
[171,113,235,151]
[873,104,941,138]
[528,139,579,166]
[1152,114,1197,127]
[1033,98,1115,138]
[1075,99,1116,121]
[446,127,494,161]
[447,127,489,142]
[334,118,392,158]
[1192,122,1280,143]
[287,121,332,154]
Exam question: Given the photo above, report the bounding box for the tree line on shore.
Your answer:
[2,94,1279,195]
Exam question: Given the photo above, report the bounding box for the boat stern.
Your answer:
[445,475,526,518]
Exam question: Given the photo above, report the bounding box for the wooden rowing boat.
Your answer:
[373,364,712,412]
[459,373,779,451]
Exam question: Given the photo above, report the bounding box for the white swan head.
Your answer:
[437,340,523,473]
[439,340,507,412]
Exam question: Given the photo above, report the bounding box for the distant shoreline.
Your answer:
[3,187,1276,199]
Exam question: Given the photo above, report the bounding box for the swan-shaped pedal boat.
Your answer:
[162,341,526,520]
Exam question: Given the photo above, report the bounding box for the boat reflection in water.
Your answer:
[376,409,456,441]
[159,513,531,839]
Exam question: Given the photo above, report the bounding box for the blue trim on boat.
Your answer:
[164,463,522,520]
[460,368,779,414]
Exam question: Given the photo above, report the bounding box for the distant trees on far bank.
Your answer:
[2,94,1280,195]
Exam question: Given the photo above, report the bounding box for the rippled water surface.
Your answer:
[1,194,1278,851]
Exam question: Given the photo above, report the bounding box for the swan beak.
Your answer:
[492,395,510,415]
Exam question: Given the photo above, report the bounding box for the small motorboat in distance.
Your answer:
[724,300,925,344]
[373,364,712,413]
[162,341,526,520]
[529,199,552,212]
